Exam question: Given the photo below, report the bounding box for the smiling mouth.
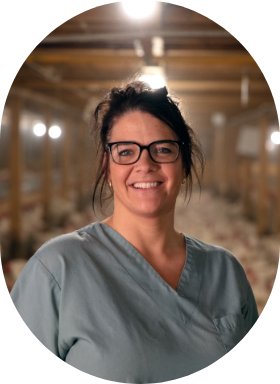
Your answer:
[131,181,162,190]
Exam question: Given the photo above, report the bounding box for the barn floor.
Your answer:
[175,189,279,314]
[2,188,279,314]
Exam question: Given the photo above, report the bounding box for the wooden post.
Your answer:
[213,126,227,195]
[212,127,220,193]
[207,133,215,190]
[241,157,252,218]
[9,96,23,252]
[276,143,280,233]
[227,126,240,200]
[76,119,85,210]
[61,114,72,200]
[223,126,232,197]
[257,116,269,235]
[42,106,52,227]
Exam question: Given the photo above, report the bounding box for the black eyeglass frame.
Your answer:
[106,140,184,165]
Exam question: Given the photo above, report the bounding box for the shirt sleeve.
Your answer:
[10,255,62,358]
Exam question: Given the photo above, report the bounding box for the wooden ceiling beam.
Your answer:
[168,80,269,93]
[26,55,254,68]
[28,48,250,59]
[26,55,143,67]
[166,50,250,57]
[43,29,232,44]
[11,85,271,106]
[8,87,81,113]
[178,92,273,107]
[13,78,271,94]
[164,56,255,67]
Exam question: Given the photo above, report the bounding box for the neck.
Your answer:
[103,203,182,261]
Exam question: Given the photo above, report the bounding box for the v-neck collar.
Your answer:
[97,222,206,326]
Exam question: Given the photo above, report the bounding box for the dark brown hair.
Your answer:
[90,80,204,214]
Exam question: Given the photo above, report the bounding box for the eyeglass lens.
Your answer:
[111,142,179,164]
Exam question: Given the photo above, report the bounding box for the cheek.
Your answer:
[166,164,183,183]
[110,164,131,185]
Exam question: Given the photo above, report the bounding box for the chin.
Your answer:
[138,207,160,214]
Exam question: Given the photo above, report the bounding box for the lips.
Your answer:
[130,180,163,185]
[132,182,162,189]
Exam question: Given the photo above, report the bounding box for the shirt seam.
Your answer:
[213,321,228,353]
[34,255,62,291]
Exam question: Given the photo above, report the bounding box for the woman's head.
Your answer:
[91,80,204,215]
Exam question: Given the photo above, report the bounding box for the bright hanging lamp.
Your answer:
[122,0,157,19]
[140,66,166,89]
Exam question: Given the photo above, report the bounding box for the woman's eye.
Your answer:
[119,149,128,156]
[156,147,172,153]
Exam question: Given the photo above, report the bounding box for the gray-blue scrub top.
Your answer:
[11,222,258,383]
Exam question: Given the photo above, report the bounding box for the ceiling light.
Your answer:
[140,74,165,89]
[33,123,46,136]
[271,131,280,145]
[122,0,157,19]
[140,66,166,89]
[48,125,61,139]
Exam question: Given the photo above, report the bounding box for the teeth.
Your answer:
[133,182,160,189]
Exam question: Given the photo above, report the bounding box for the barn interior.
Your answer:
[0,1,279,314]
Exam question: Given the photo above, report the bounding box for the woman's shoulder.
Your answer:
[184,233,246,277]
[32,222,102,270]
[11,222,107,298]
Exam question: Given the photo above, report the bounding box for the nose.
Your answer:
[137,148,155,164]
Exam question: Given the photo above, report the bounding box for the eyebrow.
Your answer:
[109,139,177,144]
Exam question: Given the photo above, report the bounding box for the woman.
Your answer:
[11,81,258,383]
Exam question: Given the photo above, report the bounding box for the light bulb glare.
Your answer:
[48,125,61,139]
[140,74,165,89]
[33,123,46,136]
[271,131,280,145]
[122,0,156,19]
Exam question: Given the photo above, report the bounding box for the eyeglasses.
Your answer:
[106,140,183,165]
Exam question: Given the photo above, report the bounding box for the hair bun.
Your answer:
[154,86,168,97]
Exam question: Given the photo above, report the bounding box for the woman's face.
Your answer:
[107,111,185,219]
